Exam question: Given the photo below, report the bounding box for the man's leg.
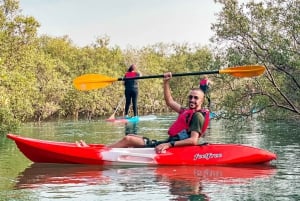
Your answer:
[108,134,145,148]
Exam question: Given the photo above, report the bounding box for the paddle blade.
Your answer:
[73,74,118,91]
[108,113,115,120]
[219,65,265,78]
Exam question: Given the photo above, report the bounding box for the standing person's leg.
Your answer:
[124,89,131,116]
[132,89,138,116]
[207,93,211,108]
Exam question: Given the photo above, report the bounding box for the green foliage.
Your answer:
[212,0,300,118]
[0,107,20,135]
[1,0,299,134]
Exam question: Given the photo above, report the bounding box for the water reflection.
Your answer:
[16,164,276,200]
[16,164,109,188]
[4,117,299,200]
[125,122,138,135]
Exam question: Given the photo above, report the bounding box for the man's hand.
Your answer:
[155,142,172,154]
[163,72,172,81]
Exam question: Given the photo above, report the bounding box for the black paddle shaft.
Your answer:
[117,70,219,81]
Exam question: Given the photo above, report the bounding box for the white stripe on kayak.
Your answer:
[101,148,159,164]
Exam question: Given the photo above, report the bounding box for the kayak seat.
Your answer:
[199,142,209,146]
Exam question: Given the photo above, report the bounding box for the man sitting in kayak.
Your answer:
[77,72,208,154]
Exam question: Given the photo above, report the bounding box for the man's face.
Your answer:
[188,90,204,109]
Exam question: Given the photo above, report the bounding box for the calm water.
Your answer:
[0,114,299,201]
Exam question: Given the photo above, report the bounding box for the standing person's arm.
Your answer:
[163,72,181,113]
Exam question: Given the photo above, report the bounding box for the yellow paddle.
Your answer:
[73,65,265,91]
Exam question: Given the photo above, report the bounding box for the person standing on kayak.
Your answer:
[124,64,140,117]
[199,75,212,108]
[107,72,207,154]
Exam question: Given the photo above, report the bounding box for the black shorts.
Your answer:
[143,136,180,148]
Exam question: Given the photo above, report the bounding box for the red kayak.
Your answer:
[7,134,276,166]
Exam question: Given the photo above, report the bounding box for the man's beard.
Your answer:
[189,101,197,109]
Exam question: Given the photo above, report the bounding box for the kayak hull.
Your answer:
[7,134,277,166]
[106,116,139,123]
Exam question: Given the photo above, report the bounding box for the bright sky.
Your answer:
[19,0,222,49]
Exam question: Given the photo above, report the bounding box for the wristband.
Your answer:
[170,141,175,147]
